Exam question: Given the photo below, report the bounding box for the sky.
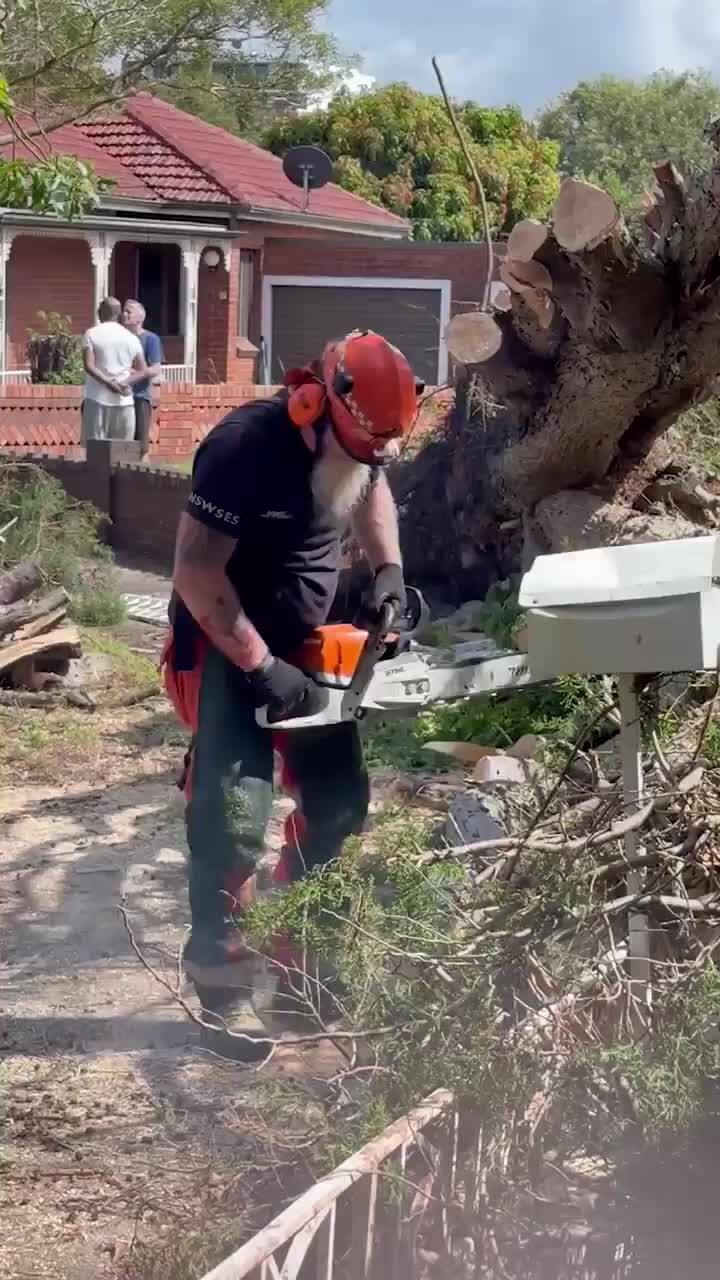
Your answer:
[324,0,720,114]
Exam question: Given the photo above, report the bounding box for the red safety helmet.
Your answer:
[323,330,423,464]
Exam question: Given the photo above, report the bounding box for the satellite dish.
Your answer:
[283,145,333,212]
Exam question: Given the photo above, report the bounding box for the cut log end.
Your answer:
[506,218,548,262]
[501,256,553,295]
[552,178,619,253]
[446,311,503,365]
[490,283,513,313]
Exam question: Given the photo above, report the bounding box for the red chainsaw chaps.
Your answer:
[160,627,209,803]
[160,628,208,732]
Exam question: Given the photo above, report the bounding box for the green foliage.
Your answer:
[672,397,720,478]
[265,84,560,240]
[363,676,607,770]
[27,311,84,385]
[0,464,108,591]
[473,581,525,649]
[0,75,109,218]
[2,0,339,144]
[539,69,720,209]
[589,963,720,1139]
[246,826,461,984]
[0,153,112,219]
[70,589,127,627]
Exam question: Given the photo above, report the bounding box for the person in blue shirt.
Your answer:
[122,300,164,461]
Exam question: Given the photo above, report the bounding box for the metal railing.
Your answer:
[0,365,195,386]
[162,363,194,384]
[199,1088,456,1280]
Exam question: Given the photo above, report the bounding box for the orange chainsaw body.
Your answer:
[291,624,369,689]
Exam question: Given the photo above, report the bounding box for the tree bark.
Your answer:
[0,560,43,606]
[401,134,720,586]
[0,588,67,640]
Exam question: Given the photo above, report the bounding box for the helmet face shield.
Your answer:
[322,331,421,464]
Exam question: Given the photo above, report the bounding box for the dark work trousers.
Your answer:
[134,398,152,453]
[186,644,369,962]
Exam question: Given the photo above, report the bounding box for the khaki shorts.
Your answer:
[81,400,135,442]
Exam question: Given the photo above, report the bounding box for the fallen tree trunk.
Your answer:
[401,132,720,584]
[0,588,67,640]
[0,559,43,607]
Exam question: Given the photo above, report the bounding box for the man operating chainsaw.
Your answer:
[163,329,424,994]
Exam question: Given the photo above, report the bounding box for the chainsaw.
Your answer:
[257,587,536,730]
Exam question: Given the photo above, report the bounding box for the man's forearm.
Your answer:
[125,364,152,387]
[351,472,402,569]
[176,565,268,669]
[173,513,268,670]
[83,354,116,392]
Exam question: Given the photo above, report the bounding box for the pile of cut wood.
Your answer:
[0,559,90,709]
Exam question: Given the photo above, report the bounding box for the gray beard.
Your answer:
[311,451,372,521]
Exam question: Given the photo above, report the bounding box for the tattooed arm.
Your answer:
[172,511,268,670]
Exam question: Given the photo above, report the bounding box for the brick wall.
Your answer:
[6,442,188,567]
[257,237,495,340]
[7,236,95,368]
[0,382,277,458]
[112,464,190,563]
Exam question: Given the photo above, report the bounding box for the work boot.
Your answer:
[184,930,273,1063]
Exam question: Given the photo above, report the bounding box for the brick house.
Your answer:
[0,95,492,389]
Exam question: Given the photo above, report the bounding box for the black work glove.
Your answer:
[248,654,324,724]
[362,563,407,622]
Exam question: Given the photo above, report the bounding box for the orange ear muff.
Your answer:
[287,380,326,428]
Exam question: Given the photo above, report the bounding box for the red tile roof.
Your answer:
[80,113,230,204]
[0,118,156,200]
[63,94,404,230]
[118,94,406,228]
[4,96,407,230]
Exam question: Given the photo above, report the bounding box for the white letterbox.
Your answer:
[518,535,720,677]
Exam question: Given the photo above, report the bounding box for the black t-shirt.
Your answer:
[173,394,341,663]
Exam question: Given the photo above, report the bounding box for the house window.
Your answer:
[137,244,180,336]
[238,249,254,338]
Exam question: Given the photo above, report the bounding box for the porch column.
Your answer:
[0,229,11,373]
[182,245,200,381]
[88,232,113,315]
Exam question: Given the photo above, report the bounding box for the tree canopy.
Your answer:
[264,84,560,241]
[0,76,108,218]
[1,0,337,142]
[539,69,720,208]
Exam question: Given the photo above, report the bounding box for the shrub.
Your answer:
[0,463,125,621]
[70,589,127,627]
[26,310,84,385]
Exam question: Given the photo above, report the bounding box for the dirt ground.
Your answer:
[0,621,343,1280]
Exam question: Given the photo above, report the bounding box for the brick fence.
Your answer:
[18,440,191,566]
[3,389,452,568]
[0,382,277,460]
